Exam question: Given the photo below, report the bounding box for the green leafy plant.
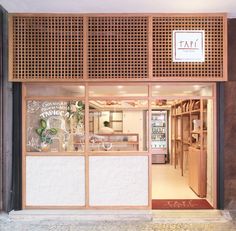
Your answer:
[65,101,84,125]
[35,119,58,144]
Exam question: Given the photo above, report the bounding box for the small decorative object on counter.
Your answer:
[102,142,113,151]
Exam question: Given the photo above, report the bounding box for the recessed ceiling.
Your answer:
[0,0,234,18]
[89,84,212,97]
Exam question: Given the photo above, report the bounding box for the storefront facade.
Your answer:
[21,82,216,210]
[1,11,232,211]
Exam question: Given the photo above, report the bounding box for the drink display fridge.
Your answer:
[151,110,168,164]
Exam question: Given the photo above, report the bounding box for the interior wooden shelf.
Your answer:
[182,111,190,115]
[191,109,201,114]
[171,99,207,198]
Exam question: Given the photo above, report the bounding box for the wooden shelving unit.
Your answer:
[171,99,207,197]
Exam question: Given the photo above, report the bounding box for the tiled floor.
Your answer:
[152,164,200,199]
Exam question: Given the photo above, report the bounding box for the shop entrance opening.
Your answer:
[151,84,215,209]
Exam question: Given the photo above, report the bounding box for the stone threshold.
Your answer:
[9,210,153,221]
[8,209,233,223]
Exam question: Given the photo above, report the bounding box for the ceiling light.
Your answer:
[193,85,201,90]
[155,85,161,89]
[79,86,85,89]
[117,86,124,89]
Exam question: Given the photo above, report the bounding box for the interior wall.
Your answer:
[123,111,144,151]
[98,111,110,132]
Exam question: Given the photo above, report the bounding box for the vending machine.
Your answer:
[151,110,168,164]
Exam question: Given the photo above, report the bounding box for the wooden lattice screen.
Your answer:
[9,16,84,80]
[152,16,225,78]
[88,17,148,79]
[8,14,227,82]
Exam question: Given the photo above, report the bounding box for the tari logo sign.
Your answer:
[172,30,205,62]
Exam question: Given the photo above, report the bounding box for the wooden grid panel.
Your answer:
[88,17,148,79]
[11,16,83,80]
[152,16,224,78]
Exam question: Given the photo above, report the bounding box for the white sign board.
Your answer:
[172,30,205,62]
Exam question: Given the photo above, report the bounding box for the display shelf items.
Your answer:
[151,110,168,164]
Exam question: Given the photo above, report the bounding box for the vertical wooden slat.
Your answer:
[83,16,88,80]
[147,16,153,81]
[8,16,13,81]
[199,99,205,197]
[180,107,183,176]
[148,83,152,209]
[84,82,89,208]
[212,83,217,208]
[223,14,228,81]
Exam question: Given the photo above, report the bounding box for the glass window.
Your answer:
[26,85,85,97]
[89,85,148,97]
[89,100,148,152]
[26,100,85,153]
[152,84,213,97]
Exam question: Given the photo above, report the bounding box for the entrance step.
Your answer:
[9,210,152,221]
[8,209,231,223]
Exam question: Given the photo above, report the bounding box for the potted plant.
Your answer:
[35,119,58,151]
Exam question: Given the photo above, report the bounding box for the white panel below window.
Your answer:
[89,156,148,206]
[26,156,85,206]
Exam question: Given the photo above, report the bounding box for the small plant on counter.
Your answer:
[35,119,58,145]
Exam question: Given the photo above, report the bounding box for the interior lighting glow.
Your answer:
[193,85,201,90]
[183,91,192,94]
[153,91,160,94]
[119,91,127,94]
